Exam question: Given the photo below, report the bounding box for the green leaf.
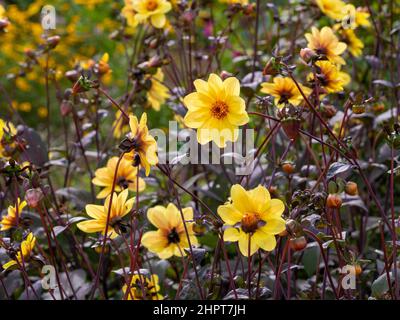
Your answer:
[302,243,320,277]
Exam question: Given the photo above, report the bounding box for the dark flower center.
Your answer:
[117,176,132,189]
[167,228,180,244]
[278,91,293,104]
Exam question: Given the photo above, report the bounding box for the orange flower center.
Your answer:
[241,212,260,234]
[146,0,158,11]
[211,101,229,119]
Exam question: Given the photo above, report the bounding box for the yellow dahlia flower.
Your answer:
[132,0,172,29]
[315,0,346,20]
[2,233,36,271]
[122,273,163,300]
[123,113,158,176]
[218,185,286,257]
[147,69,170,111]
[260,77,312,108]
[77,189,135,239]
[305,27,347,65]
[183,73,249,148]
[309,61,350,93]
[338,28,364,57]
[0,198,26,231]
[122,0,139,28]
[141,203,198,259]
[92,157,146,199]
[355,7,371,28]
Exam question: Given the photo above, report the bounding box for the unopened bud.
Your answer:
[289,236,307,251]
[0,19,10,31]
[25,188,44,208]
[60,100,72,116]
[65,70,79,82]
[46,35,61,49]
[300,48,317,63]
[345,181,358,196]
[282,162,295,174]
[326,194,342,208]
[220,70,233,81]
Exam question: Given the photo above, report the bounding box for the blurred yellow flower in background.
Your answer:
[113,110,131,139]
[147,69,170,111]
[218,185,286,257]
[305,27,347,65]
[141,203,198,259]
[132,0,172,29]
[122,0,139,28]
[261,77,312,108]
[77,189,135,239]
[2,233,36,271]
[92,156,146,199]
[220,0,249,5]
[0,198,26,231]
[122,273,163,300]
[337,28,364,57]
[183,73,249,148]
[315,0,346,20]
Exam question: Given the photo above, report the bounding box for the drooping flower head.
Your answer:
[0,198,26,231]
[218,185,286,257]
[147,69,170,111]
[305,27,347,65]
[308,61,350,93]
[132,0,172,29]
[315,0,346,20]
[122,273,163,300]
[92,156,146,199]
[77,189,135,239]
[183,73,249,148]
[122,113,158,176]
[260,77,312,108]
[141,203,198,259]
[2,232,36,271]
